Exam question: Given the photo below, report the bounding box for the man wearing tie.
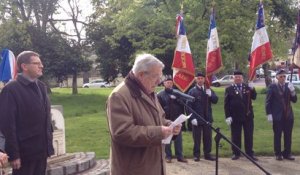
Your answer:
[224,70,257,161]
[265,69,297,161]
[188,72,218,162]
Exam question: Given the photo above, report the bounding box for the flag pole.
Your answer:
[205,3,215,89]
[180,0,183,14]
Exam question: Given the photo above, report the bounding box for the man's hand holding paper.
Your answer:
[161,126,173,139]
[172,124,182,135]
[162,114,191,144]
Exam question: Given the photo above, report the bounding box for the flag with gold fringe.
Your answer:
[172,13,195,92]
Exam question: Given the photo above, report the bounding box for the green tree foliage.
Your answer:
[0,20,32,54]
[88,0,297,80]
[88,0,180,78]
[0,0,92,94]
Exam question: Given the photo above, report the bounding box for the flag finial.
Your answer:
[211,0,216,7]
[180,1,184,14]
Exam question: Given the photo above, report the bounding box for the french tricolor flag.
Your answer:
[172,13,195,92]
[0,49,17,83]
[291,9,300,68]
[206,8,222,86]
[248,2,272,81]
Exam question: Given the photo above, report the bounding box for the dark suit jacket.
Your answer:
[224,83,257,121]
[0,75,54,161]
[265,83,297,121]
[188,85,218,125]
[157,89,185,121]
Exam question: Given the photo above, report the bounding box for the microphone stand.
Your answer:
[176,97,271,175]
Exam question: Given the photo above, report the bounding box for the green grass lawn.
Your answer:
[50,87,300,159]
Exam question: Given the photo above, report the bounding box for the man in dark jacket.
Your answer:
[157,77,188,163]
[188,72,218,162]
[0,51,54,175]
[265,69,297,161]
[224,70,257,161]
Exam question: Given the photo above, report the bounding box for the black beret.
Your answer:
[233,70,243,75]
[196,72,205,77]
[164,77,173,82]
[276,69,287,75]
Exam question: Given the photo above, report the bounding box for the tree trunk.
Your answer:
[234,62,239,70]
[72,72,78,95]
[262,63,272,87]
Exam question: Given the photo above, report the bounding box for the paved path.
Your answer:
[166,156,300,175]
[253,78,267,87]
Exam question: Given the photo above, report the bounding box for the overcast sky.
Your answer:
[55,0,94,39]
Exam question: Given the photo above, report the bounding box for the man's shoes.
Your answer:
[166,158,172,163]
[231,154,240,160]
[194,157,200,162]
[204,155,216,161]
[276,155,283,161]
[283,155,295,161]
[177,158,188,163]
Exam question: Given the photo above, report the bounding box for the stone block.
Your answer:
[64,162,77,174]
[47,166,64,175]
[77,160,90,172]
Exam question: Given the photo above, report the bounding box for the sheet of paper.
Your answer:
[162,114,191,144]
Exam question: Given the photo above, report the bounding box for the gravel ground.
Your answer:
[166,156,300,175]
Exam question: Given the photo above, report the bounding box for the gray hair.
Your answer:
[132,53,164,74]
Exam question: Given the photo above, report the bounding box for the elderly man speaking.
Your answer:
[106,53,182,175]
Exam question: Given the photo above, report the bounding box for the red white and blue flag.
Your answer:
[206,8,222,86]
[292,9,300,68]
[0,49,17,83]
[248,2,273,81]
[172,13,195,92]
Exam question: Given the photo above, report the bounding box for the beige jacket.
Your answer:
[107,74,170,175]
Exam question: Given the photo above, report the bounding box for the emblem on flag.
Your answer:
[172,13,195,92]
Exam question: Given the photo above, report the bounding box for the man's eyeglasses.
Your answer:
[145,71,162,80]
[279,75,286,78]
[28,62,43,66]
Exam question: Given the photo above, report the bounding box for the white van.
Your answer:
[286,74,300,88]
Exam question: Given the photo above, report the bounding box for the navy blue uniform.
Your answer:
[188,85,218,159]
[224,83,256,156]
[266,83,297,157]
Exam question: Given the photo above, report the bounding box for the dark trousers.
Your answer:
[273,118,294,156]
[12,158,47,175]
[165,131,183,159]
[192,124,212,158]
[230,119,254,156]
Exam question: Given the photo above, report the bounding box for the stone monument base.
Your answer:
[3,152,109,175]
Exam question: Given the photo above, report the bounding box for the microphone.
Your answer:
[165,88,195,102]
